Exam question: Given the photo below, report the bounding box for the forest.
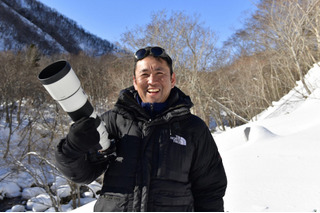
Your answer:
[0,0,320,211]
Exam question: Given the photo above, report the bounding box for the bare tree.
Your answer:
[121,10,226,126]
[251,0,320,95]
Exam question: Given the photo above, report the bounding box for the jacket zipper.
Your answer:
[139,119,152,211]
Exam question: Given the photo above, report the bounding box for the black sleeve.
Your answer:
[55,138,110,184]
[190,125,227,212]
[55,110,118,184]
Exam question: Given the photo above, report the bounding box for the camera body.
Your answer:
[38,60,110,151]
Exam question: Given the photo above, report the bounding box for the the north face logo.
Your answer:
[170,135,187,146]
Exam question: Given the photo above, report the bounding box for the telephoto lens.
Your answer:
[38,60,110,152]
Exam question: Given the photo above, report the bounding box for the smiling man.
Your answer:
[133,52,175,103]
[55,46,227,212]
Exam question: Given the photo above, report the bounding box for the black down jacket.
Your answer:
[55,86,227,212]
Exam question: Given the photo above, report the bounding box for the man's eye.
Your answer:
[156,70,164,75]
[141,73,149,77]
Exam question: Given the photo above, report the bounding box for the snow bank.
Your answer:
[244,125,278,142]
[10,204,26,212]
[26,193,53,212]
[15,171,36,189]
[56,184,72,198]
[256,63,320,120]
[0,182,21,199]
[213,63,320,211]
[22,187,46,200]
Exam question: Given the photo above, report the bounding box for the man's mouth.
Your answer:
[147,88,160,93]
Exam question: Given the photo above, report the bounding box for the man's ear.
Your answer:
[171,72,176,88]
[133,76,138,90]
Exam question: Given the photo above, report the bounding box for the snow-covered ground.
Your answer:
[215,63,320,212]
[1,63,320,212]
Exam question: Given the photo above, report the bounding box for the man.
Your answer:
[55,46,227,211]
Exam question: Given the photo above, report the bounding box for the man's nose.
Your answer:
[148,73,157,84]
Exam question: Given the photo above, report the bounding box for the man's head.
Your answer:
[133,46,176,103]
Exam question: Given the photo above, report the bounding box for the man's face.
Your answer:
[133,56,176,103]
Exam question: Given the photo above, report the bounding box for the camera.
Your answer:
[38,60,110,151]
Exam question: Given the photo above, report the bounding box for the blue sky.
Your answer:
[38,0,257,47]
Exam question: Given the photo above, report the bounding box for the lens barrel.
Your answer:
[38,60,110,151]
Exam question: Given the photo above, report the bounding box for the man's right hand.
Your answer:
[67,117,100,153]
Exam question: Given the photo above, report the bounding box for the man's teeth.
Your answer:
[148,89,160,92]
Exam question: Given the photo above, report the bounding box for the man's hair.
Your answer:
[133,46,173,76]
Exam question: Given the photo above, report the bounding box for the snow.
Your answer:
[26,194,53,212]
[50,176,68,190]
[84,181,102,197]
[22,187,46,200]
[1,63,320,211]
[213,63,320,212]
[10,204,26,212]
[71,200,96,213]
[56,185,72,199]
[0,182,21,198]
[15,171,36,189]
[0,0,66,53]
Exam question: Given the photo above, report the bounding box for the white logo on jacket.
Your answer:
[170,135,187,146]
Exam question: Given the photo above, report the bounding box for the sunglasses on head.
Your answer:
[134,46,168,61]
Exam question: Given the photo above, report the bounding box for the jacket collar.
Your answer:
[136,95,168,118]
[114,86,193,120]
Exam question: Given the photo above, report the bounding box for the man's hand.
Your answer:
[67,117,100,153]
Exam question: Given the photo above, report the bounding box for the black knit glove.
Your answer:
[66,117,100,153]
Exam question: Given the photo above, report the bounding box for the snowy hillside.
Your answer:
[1,63,320,212]
[214,63,320,211]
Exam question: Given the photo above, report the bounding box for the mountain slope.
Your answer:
[214,63,320,211]
[0,0,118,55]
